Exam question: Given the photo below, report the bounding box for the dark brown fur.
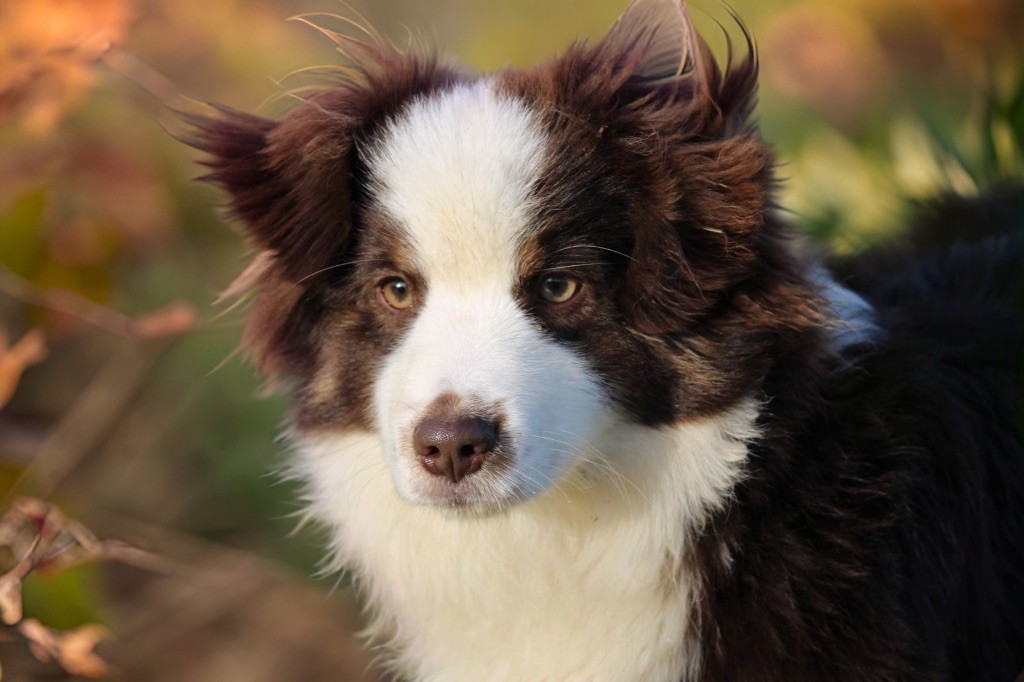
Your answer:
[498,26,823,421]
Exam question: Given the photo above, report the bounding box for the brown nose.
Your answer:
[413,415,498,483]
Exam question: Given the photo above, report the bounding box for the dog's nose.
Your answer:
[413,415,498,483]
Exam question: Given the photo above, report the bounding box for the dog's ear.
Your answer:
[185,95,359,282]
[184,42,460,376]
[600,0,705,90]
[585,1,777,335]
[589,0,760,143]
[186,39,460,285]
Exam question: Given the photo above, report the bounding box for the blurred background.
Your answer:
[0,0,1021,679]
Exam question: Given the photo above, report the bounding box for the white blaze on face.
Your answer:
[366,82,611,505]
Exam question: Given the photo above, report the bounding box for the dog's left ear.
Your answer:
[599,0,705,90]
[590,1,775,335]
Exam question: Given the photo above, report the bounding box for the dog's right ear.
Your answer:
[184,35,459,284]
[184,95,359,282]
[182,38,458,376]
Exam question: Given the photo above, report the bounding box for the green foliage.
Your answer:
[22,566,106,631]
[0,189,47,278]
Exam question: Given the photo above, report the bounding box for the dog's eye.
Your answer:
[380,277,414,310]
[538,275,580,304]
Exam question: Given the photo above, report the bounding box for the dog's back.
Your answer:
[693,190,1024,681]
[848,191,1024,678]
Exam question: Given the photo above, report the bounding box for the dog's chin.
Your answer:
[397,473,532,515]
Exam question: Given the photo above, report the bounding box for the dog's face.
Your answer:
[190,0,818,509]
[364,84,626,506]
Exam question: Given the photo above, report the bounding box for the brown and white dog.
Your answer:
[185,1,1024,679]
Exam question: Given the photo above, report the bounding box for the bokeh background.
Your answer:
[0,0,1021,679]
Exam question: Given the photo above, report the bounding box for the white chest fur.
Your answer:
[290,402,758,681]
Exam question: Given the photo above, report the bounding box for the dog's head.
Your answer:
[189,0,819,509]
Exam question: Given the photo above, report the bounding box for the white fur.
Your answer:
[292,400,759,681]
[366,82,611,507]
[367,80,543,289]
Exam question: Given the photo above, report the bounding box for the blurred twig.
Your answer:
[101,47,184,107]
[0,498,174,579]
[0,265,197,340]
[0,497,175,679]
[9,337,174,500]
[0,265,201,493]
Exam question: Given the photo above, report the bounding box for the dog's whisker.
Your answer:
[294,258,376,285]
[535,262,607,273]
[547,243,637,263]
[534,432,635,505]
[544,429,651,507]
[516,457,578,501]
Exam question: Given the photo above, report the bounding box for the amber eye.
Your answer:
[380,277,414,310]
[538,275,580,304]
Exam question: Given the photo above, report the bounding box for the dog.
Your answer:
[184,0,1024,679]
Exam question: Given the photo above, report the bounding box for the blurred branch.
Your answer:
[10,337,173,499]
[0,268,198,491]
[0,265,197,339]
[0,497,175,679]
[101,47,184,107]
[0,498,174,578]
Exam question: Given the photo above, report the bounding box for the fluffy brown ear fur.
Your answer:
[183,102,349,283]
[555,0,811,337]
[184,39,458,283]
[183,36,459,374]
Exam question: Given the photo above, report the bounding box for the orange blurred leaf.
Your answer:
[58,624,111,678]
[18,618,56,663]
[16,619,112,678]
[0,0,134,133]
[0,329,48,409]
[762,3,889,123]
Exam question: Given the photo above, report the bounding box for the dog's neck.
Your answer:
[291,400,759,681]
